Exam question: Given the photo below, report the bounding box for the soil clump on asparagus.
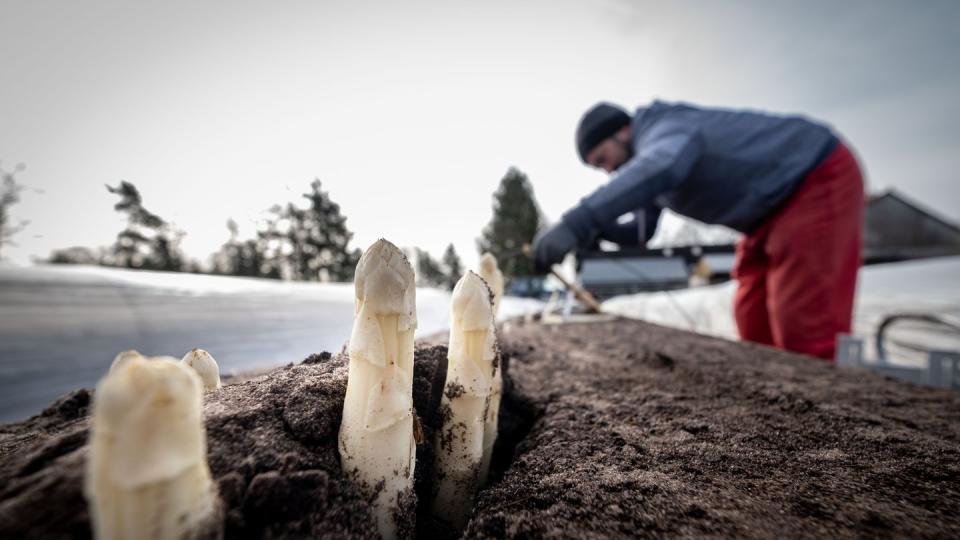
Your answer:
[1,318,959,538]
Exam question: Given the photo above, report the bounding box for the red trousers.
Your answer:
[733,143,864,361]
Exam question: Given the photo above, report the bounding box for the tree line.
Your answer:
[46,179,364,282]
[5,162,547,287]
[0,162,29,260]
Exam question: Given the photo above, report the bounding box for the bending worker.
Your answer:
[532,101,864,360]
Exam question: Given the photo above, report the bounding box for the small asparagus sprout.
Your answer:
[478,252,504,317]
[476,253,505,484]
[85,355,221,540]
[431,271,500,529]
[339,239,417,540]
[181,348,222,390]
[109,349,144,373]
[478,355,502,487]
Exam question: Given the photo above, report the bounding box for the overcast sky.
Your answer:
[2,0,958,270]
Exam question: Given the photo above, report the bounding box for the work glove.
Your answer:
[532,222,578,273]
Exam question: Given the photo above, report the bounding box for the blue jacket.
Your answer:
[563,101,838,245]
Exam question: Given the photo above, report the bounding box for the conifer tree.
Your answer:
[477,167,543,280]
[415,248,447,288]
[272,180,360,282]
[213,219,241,275]
[213,219,279,279]
[441,243,463,291]
[105,181,183,271]
[48,246,100,265]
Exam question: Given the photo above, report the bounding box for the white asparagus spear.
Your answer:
[181,348,222,391]
[85,355,221,540]
[478,252,504,317]
[476,254,505,484]
[109,349,144,373]
[478,361,502,487]
[431,271,499,529]
[339,239,417,540]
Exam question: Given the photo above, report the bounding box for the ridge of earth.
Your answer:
[1,317,958,538]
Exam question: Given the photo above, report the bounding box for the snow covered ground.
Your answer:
[2,259,954,421]
[603,256,960,367]
[0,265,543,422]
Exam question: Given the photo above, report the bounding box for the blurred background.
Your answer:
[1,0,959,421]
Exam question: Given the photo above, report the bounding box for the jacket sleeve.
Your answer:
[597,205,663,246]
[561,119,703,244]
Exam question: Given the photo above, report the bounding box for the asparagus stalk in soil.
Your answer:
[181,348,222,391]
[85,355,221,540]
[476,253,505,484]
[478,252,504,317]
[478,354,502,487]
[339,239,417,540]
[474,258,504,486]
[431,271,500,529]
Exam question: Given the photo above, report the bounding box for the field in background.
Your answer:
[0,265,543,422]
[603,256,960,366]
[3,258,956,422]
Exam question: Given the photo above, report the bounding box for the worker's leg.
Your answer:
[733,233,775,346]
[765,143,864,360]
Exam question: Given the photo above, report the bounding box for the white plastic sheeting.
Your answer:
[603,257,960,366]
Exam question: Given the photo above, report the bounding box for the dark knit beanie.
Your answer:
[576,102,631,163]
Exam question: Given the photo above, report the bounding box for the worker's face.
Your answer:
[586,127,633,174]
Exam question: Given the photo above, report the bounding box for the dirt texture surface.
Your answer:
[0,346,449,539]
[1,318,959,538]
[464,318,960,538]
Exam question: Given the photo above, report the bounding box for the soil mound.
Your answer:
[464,319,960,538]
[0,345,449,539]
[2,318,959,538]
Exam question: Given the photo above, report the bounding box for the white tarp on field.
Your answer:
[602,256,960,366]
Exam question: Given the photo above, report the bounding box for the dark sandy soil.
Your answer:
[0,347,446,539]
[465,318,960,538]
[2,318,959,538]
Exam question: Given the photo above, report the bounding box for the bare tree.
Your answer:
[0,162,29,259]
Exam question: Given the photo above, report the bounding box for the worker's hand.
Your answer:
[532,223,578,272]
